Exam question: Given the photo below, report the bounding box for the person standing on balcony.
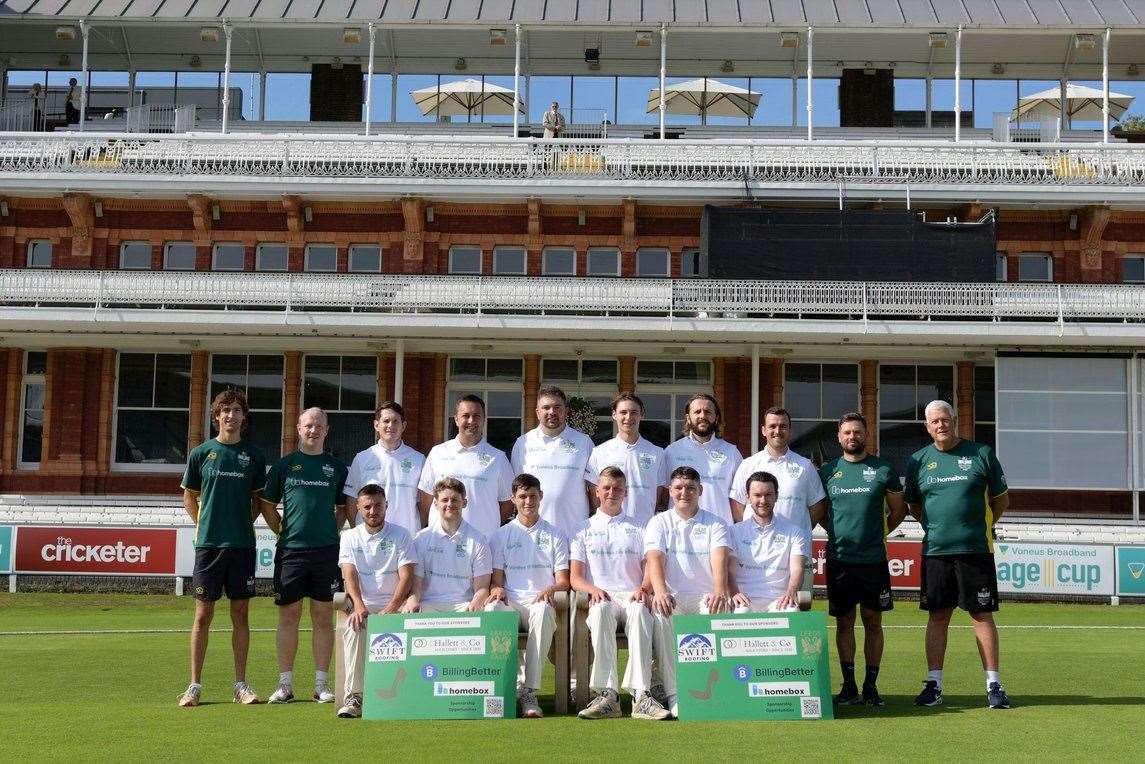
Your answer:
[65,78,81,126]
[664,393,743,524]
[28,83,44,131]
[585,393,668,525]
[543,101,565,138]
[343,401,425,535]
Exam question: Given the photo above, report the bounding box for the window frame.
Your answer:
[119,241,153,270]
[348,244,382,274]
[586,247,621,277]
[112,352,192,472]
[444,356,524,452]
[634,359,714,447]
[256,242,289,272]
[876,362,956,472]
[1123,255,1145,284]
[211,242,247,272]
[25,239,53,269]
[542,247,576,276]
[540,357,620,445]
[302,354,379,464]
[162,241,198,271]
[783,361,860,464]
[492,245,527,276]
[207,353,285,460]
[448,245,483,275]
[635,247,670,278]
[18,350,46,469]
[996,252,1007,282]
[304,243,338,273]
[1017,252,1053,283]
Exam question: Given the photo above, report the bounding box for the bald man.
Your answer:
[261,407,350,706]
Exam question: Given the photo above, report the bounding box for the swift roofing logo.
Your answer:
[994,543,1114,595]
[677,633,717,663]
[15,527,177,575]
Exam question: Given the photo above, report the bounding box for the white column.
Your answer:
[1060,77,1069,133]
[925,75,932,128]
[221,23,233,134]
[790,76,797,127]
[79,21,90,130]
[659,23,667,139]
[1102,27,1111,144]
[390,71,397,123]
[258,70,266,120]
[127,69,137,108]
[954,24,962,142]
[393,339,405,405]
[805,26,813,141]
[512,24,522,138]
[750,345,760,454]
[365,23,376,135]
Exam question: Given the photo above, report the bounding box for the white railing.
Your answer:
[3,269,1144,322]
[1,132,1144,188]
[124,104,197,134]
[0,101,45,132]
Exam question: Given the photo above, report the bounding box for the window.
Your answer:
[636,248,670,278]
[636,360,712,447]
[1018,253,1052,282]
[163,241,197,271]
[212,243,246,271]
[210,354,284,461]
[256,243,289,272]
[20,351,46,466]
[974,364,995,450]
[542,247,576,276]
[785,363,859,465]
[681,248,702,277]
[446,357,523,453]
[348,245,381,273]
[492,246,526,275]
[26,240,52,269]
[305,244,338,273]
[303,355,377,464]
[120,241,152,270]
[449,246,482,275]
[587,247,620,277]
[878,364,954,473]
[996,252,1007,282]
[1123,256,1145,283]
[115,353,191,468]
[542,357,619,445]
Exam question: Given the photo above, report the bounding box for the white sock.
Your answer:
[188,682,202,690]
[927,669,943,689]
[315,670,329,686]
[986,670,1001,689]
[279,671,293,686]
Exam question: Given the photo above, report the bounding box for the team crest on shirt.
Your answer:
[709,450,727,464]
[237,452,251,467]
[322,464,335,477]
[400,458,414,473]
[638,452,655,471]
[862,467,876,483]
[785,462,802,478]
[455,543,467,558]
[560,438,579,453]
[832,471,843,480]
[958,457,972,471]
[536,532,550,548]
[291,464,304,471]
[478,452,494,467]
[206,451,217,461]
[926,461,938,471]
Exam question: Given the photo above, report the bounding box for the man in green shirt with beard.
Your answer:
[261,407,349,706]
[904,400,1011,711]
[815,412,906,708]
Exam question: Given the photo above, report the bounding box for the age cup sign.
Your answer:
[674,612,834,721]
[362,611,519,720]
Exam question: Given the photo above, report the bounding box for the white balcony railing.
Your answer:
[1,133,1145,188]
[3,269,1145,323]
[124,104,197,134]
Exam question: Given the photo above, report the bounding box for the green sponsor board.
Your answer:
[1116,546,1145,596]
[362,611,518,720]
[0,526,11,573]
[674,611,834,721]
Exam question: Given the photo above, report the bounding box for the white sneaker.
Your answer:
[577,691,622,720]
[178,684,201,708]
[232,681,260,705]
[518,687,543,718]
[668,694,679,719]
[267,682,294,704]
[632,691,672,720]
[337,693,362,718]
[313,683,336,704]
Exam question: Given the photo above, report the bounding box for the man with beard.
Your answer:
[664,394,743,524]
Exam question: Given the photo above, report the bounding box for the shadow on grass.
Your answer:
[832,694,1144,718]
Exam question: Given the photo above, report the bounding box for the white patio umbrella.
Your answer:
[1010,83,1134,124]
[410,78,524,121]
[646,78,761,124]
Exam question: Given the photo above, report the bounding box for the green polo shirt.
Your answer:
[263,450,349,549]
[181,439,267,548]
[819,455,902,564]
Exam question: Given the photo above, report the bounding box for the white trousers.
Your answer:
[419,601,473,613]
[585,592,654,696]
[341,620,369,698]
[484,598,555,691]
[734,600,799,614]
[650,593,712,701]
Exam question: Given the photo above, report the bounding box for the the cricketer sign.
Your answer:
[674,611,834,721]
[362,611,519,720]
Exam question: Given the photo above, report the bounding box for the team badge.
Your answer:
[833,471,843,480]
[637,452,655,471]
[862,466,876,483]
[709,450,726,464]
[785,461,802,479]
[478,452,494,467]
[291,463,303,471]
[400,458,414,473]
[237,451,251,467]
[560,438,579,453]
[926,461,938,470]
[490,632,514,658]
[455,543,467,558]
[799,632,824,657]
[958,457,972,471]
[976,588,993,607]
[322,464,335,477]
[206,451,217,461]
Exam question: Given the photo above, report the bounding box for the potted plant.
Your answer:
[1112,114,1145,143]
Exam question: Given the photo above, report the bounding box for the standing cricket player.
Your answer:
[406,478,492,613]
[904,400,1012,710]
[663,393,743,524]
[728,471,810,614]
[485,473,570,718]
[261,407,349,705]
[816,412,906,707]
[179,389,268,707]
[343,401,425,535]
[585,393,668,524]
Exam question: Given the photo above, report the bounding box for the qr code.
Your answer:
[800,696,822,719]
[484,695,505,718]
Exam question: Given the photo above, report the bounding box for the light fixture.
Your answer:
[779,31,800,48]
[199,26,220,43]
[577,209,586,226]
[992,62,1005,75]
[1129,64,1140,77]
[1074,33,1097,51]
[489,28,508,46]
[189,55,202,68]
[55,26,77,41]
[584,47,600,63]
[720,59,734,73]
[425,206,434,222]
[303,206,313,223]
[454,57,468,71]
[94,201,103,217]
[211,204,221,221]
[1068,213,1078,230]
[863,62,875,75]
[635,30,653,47]
[332,56,343,70]
[58,54,71,67]
[0,200,8,216]
[887,61,897,68]
[928,32,948,48]
[342,27,362,44]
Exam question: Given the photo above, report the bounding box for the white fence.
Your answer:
[124,104,197,134]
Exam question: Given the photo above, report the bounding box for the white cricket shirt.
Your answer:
[490,517,569,602]
[569,510,647,594]
[643,508,731,596]
[343,441,426,535]
[663,434,744,524]
[585,435,668,525]
[730,514,810,602]
[418,437,513,542]
[412,520,492,606]
[337,522,417,610]
[729,448,826,534]
[511,426,594,540]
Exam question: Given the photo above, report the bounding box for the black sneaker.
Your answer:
[987,682,1012,709]
[914,680,943,707]
[862,684,886,707]
[834,683,862,706]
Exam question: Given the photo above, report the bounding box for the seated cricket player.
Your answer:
[571,466,670,721]
[729,471,810,613]
[405,477,491,613]
[485,473,570,719]
[336,483,416,719]
[644,465,732,718]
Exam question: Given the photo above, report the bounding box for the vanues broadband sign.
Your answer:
[15,527,177,575]
[994,542,1114,596]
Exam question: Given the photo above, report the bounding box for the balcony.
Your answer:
[2,132,1144,203]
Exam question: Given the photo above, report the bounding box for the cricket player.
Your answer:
[905,400,1012,710]
[585,392,668,524]
[663,393,743,524]
[645,465,732,718]
[406,477,492,613]
[728,471,810,614]
[418,394,513,541]
[179,389,268,707]
[816,412,906,708]
[261,407,349,705]
[572,467,669,721]
[336,483,416,719]
[343,401,425,534]
[485,473,570,719]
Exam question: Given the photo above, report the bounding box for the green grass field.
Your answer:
[1,594,1142,762]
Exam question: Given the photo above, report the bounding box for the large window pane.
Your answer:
[790,420,841,465]
[247,410,282,460]
[878,422,930,474]
[541,359,579,383]
[154,354,192,408]
[784,363,820,419]
[120,242,152,270]
[493,247,526,275]
[543,247,576,276]
[115,410,188,465]
[117,354,154,407]
[247,355,285,410]
[879,365,916,421]
[324,413,375,465]
[303,355,341,410]
[349,245,381,273]
[637,361,674,385]
[449,246,482,274]
[636,248,669,277]
[339,356,377,412]
[21,382,43,464]
[164,242,197,271]
[486,358,523,380]
[449,358,486,381]
[822,364,858,415]
[582,360,618,384]
[209,354,248,398]
[257,243,288,272]
[305,244,337,272]
[916,366,954,420]
[213,243,246,271]
[26,240,52,268]
[587,248,619,276]
[975,365,995,423]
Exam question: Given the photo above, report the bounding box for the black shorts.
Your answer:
[920,553,999,613]
[192,547,256,602]
[273,545,341,606]
[826,558,893,617]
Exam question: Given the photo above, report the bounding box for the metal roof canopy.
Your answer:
[1,21,1143,78]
